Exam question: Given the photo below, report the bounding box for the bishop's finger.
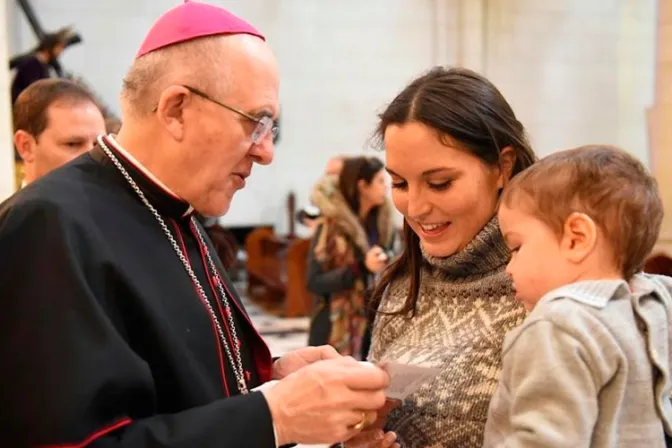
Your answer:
[343,365,390,391]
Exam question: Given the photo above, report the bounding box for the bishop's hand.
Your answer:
[272,345,342,380]
[262,356,390,446]
[343,399,401,448]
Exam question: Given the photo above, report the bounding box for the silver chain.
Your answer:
[98,136,249,395]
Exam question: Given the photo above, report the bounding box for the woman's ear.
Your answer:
[496,146,517,190]
[357,178,367,194]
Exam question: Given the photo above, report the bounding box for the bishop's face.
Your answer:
[183,36,280,217]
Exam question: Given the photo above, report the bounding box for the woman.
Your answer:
[347,67,537,447]
[307,156,397,360]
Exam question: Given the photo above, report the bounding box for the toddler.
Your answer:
[484,145,672,447]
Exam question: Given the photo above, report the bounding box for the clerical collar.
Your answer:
[91,135,194,219]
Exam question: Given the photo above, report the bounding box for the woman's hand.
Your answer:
[344,429,400,448]
[365,246,388,274]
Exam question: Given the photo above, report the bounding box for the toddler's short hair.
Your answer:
[501,145,663,279]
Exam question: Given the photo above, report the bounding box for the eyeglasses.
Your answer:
[157,85,278,145]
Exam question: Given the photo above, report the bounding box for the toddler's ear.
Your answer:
[561,212,598,263]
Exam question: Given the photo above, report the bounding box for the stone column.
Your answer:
[617,0,657,168]
[453,0,486,72]
[0,0,15,200]
[651,0,672,254]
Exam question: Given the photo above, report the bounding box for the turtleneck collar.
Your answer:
[421,216,510,279]
[90,134,194,220]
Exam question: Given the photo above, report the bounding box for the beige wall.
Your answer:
[484,0,656,162]
[0,0,15,200]
[3,0,660,228]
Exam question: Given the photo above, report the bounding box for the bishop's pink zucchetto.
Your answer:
[135,0,265,59]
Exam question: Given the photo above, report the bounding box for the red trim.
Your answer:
[218,270,274,383]
[171,219,231,397]
[190,221,274,383]
[39,417,132,448]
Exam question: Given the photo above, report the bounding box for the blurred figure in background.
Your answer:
[296,204,322,235]
[296,156,347,236]
[307,156,397,359]
[13,78,106,186]
[324,155,345,176]
[10,27,78,105]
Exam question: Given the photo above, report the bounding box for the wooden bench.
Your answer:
[244,227,313,317]
[243,192,315,317]
[285,238,313,317]
[245,227,286,301]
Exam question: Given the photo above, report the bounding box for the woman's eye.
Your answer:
[391,181,407,190]
[428,180,451,191]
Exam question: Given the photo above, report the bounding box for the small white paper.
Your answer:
[251,379,278,393]
[252,362,438,401]
[382,361,440,400]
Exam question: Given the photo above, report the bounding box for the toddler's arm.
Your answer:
[485,320,602,448]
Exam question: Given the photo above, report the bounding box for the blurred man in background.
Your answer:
[13,78,106,186]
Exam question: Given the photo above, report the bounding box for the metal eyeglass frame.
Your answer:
[153,84,278,145]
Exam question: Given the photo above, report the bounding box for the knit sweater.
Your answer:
[369,217,526,447]
[484,276,672,447]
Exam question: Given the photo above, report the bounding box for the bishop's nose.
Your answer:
[249,138,273,166]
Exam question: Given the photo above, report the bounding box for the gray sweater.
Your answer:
[369,218,527,447]
[484,275,672,447]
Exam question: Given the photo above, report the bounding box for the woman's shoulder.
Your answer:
[376,270,412,311]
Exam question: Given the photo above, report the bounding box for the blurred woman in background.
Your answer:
[307,156,397,360]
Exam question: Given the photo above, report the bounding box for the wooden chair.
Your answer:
[285,238,313,317]
[245,227,288,303]
[242,192,314,316]
[244,229,314,316]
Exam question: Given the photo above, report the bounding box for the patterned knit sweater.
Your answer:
[369,217,526,448]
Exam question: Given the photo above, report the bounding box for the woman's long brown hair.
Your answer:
[369,67,537,320]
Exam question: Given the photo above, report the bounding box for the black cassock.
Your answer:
[0,138,278,447]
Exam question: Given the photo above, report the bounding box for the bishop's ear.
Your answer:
[13,130,36,163]
[560,212,598,263]
[155,85,190,141]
